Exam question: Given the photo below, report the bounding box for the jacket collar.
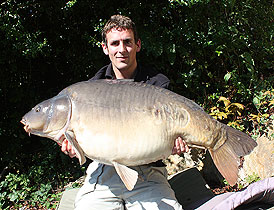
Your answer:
[105,63,139,80]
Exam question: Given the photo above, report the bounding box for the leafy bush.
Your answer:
[206,89,274,137]
[209,96,245,131]
[0,173,60,209]
[249,89,274,139]
[0,142,83,209]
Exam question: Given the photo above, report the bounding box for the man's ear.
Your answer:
[102,42,109,55]
[136,39,141,52]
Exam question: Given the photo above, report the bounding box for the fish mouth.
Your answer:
[20,118,31,136]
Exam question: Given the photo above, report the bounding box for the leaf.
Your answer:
[263,90,271,96]
[250,113,258,118]
[8,193,18,202]
[215,50,223,56]
[236,110,242,116]
[250,113,263,123]
[253,97,260,106]
[269,99,274,106]
[262,113,269,118]
[167,43,176,65]
[209,114,218,120]
[224,72,231,82]
[217,112,228,120]
[228,121,240,128]
[228,103,245,111]
[218,96,231,107]
[210,106,218,112]
[240,52,255,73]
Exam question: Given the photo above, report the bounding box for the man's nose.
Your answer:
[118,41,126,52]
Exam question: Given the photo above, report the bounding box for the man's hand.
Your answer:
[172,136,189,155]
[61,139,77,158]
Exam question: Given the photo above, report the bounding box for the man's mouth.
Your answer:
[117,56,128,60]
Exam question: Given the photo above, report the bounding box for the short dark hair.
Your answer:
[102,15,139,44]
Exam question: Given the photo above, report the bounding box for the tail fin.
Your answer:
[209,125,257,185]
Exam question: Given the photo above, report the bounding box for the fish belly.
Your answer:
[72,110,174,166]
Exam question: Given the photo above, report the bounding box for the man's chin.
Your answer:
[116,64,130,71]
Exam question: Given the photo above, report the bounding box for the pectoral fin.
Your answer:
[64,131,86,165]
[113,161,138,191]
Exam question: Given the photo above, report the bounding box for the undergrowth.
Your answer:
[0,143,83,209]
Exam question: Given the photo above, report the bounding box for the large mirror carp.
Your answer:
[21,80,257,190]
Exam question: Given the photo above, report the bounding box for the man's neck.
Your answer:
[113,64,137,79]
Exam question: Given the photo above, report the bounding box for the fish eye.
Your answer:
[35,106,41,112]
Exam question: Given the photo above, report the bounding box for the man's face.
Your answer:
[102,28,141,74]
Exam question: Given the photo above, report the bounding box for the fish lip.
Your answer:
[20,118,26,125]
[20,118,31,135]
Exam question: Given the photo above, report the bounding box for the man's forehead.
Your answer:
[106,28,134,40]
[108,27,133,33]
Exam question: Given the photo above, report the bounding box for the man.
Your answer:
[61,15,189,209]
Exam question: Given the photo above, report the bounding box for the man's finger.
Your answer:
[61,140,68,152]
[181,139,189,153]
[179,138,185,153]
[176,139,180,151]
[67,142,76,158]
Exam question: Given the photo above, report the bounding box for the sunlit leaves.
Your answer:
[209,96,245,125]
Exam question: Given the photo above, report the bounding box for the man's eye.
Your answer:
[111,41,119,46]
[125,40,132,45]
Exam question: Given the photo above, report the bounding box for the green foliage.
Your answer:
[0,1,50,58]
[0,173,60,209]
[0,145,82,209]
[206,88,274,136]
[244,173,261,185]
[249,89,274,139]
[0,172,62,209]
[238,173,261,190]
